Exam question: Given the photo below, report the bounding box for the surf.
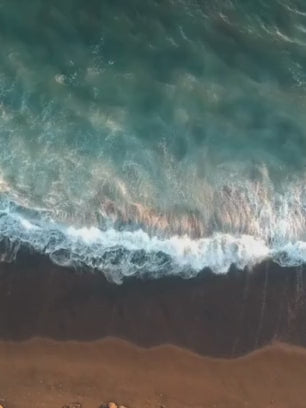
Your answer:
[0,197,305,284]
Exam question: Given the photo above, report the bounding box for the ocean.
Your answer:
[1,0,306,283]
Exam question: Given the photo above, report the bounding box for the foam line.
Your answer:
[0,203,305,283]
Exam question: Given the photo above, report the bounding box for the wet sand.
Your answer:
[0,250,306,357]
[1,338,306,408]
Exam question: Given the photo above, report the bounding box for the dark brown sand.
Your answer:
[1,251,306,356]
[1,338,306,408]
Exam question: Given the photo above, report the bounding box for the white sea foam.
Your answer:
[0,203,305,284]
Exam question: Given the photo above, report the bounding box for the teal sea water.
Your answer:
[1,0,306,282]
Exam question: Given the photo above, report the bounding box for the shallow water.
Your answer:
[1,0,306,281]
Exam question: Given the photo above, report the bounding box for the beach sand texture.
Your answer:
[1,338,306,408]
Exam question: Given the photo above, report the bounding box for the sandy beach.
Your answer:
[1,338,306,408]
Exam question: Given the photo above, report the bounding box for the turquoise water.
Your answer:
[1,0,306,281]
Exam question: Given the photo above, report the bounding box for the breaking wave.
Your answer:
[0,197,306,284]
